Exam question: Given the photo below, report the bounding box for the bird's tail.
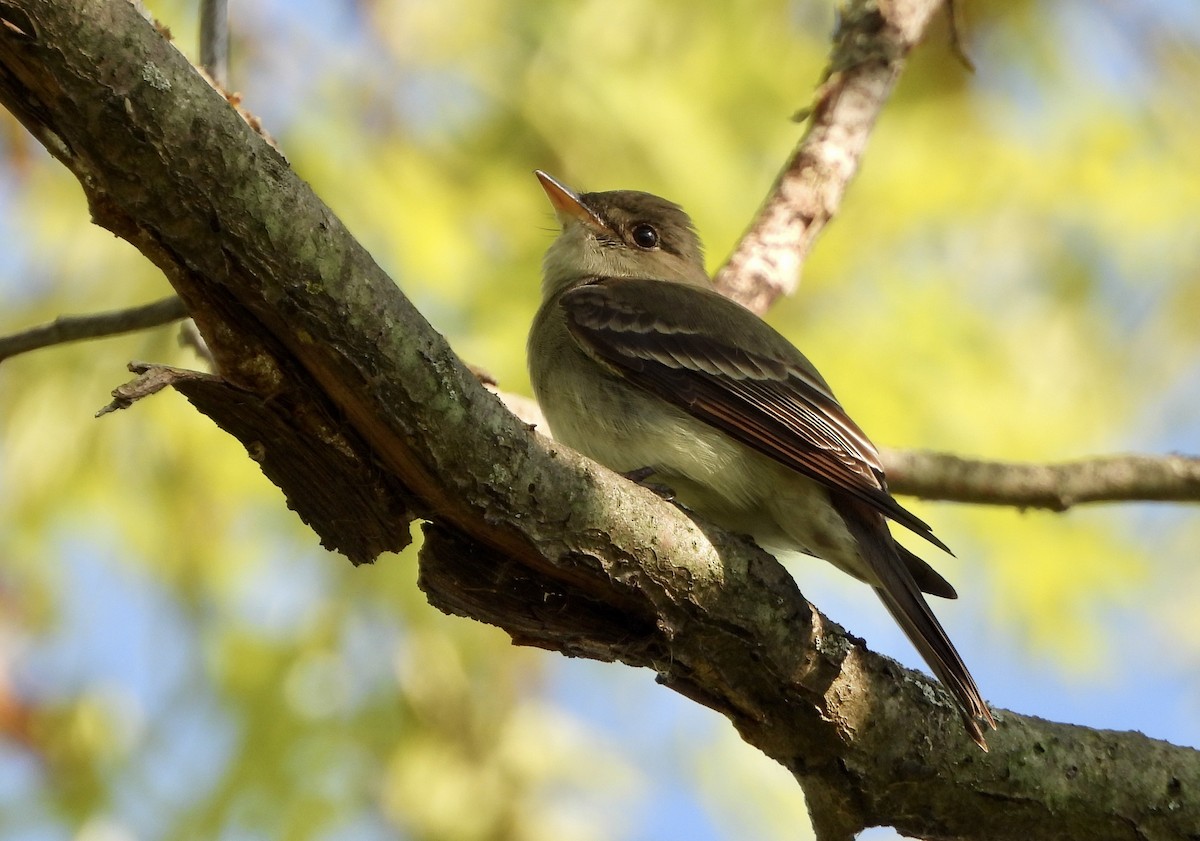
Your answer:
[873,580,996,750]
[836,499,996,749]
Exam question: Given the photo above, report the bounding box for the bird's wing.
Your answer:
[560,276,951,555]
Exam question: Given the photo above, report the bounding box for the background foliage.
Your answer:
[1,0,1198,838]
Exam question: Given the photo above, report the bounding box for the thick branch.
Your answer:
[0,295,186,363]
[2,2,1198,839]
[417,521,1200,841]
[713,0,946,314]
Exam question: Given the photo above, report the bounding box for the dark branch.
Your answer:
[199,0,228,87]
[0,295,187,364]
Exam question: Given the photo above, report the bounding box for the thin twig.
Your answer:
[199,0,229,87]
[946,0,977,73]
[0,295,188,364]
[883,449,1200,510]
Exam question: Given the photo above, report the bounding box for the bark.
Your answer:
[1,1,1197,839]
[884,450,1200,510]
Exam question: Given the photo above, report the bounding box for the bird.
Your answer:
[526,170,996,749]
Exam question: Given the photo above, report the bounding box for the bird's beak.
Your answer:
[535,170,609,233]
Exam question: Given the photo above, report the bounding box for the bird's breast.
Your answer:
[527,298,867,583]
[530,312,782,514]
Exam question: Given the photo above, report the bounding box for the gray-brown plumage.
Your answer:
[527,171,996,749]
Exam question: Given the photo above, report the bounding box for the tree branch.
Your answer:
[884,449,1200,510]
[2,2,1198,839]
[498,389,1200,508]
[198,0,228,86]
[0,295,187,363]
[713,0,948,314]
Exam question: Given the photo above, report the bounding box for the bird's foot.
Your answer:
[621,466,676,500]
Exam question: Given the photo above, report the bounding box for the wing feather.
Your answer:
[561,278,951,555]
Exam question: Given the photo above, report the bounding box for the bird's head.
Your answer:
[536,170,709,299]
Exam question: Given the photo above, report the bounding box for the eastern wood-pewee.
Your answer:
[527,170,996,749]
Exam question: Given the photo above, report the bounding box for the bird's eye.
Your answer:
[631,223,659,249]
